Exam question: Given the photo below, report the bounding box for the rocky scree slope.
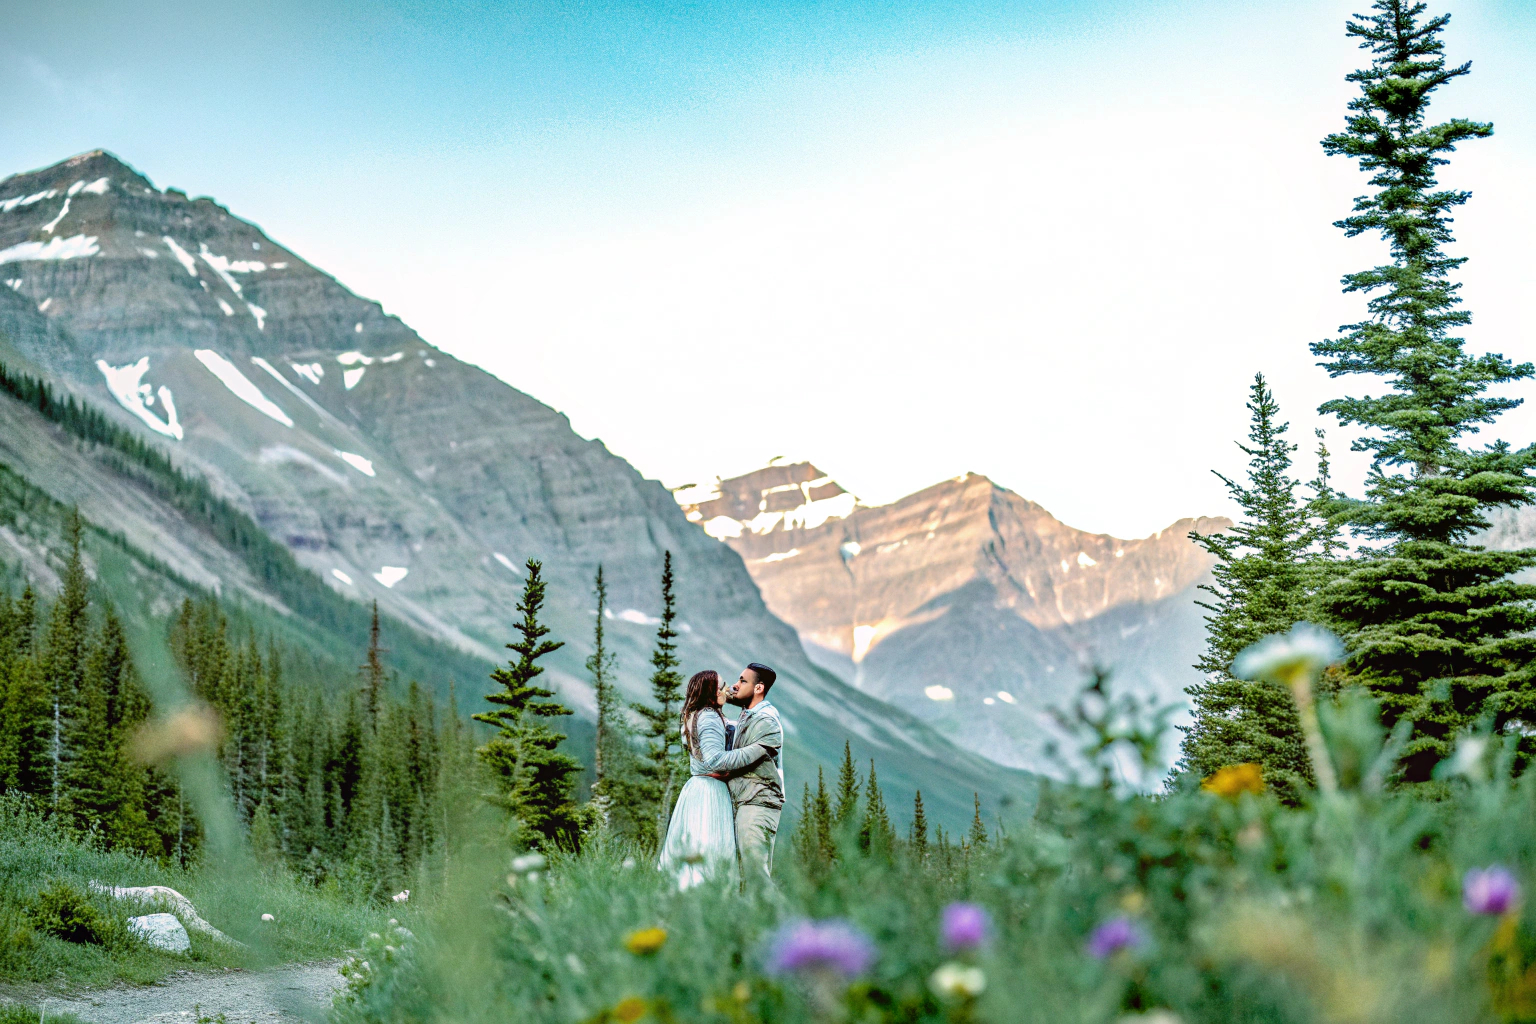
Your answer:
[0,150,1023,826]
[679,463,1229,771]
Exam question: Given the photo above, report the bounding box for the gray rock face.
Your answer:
[128,913,190,953]
[679,464,1229,770]
[0,150,1027,826]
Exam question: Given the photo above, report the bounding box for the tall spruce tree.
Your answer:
[909,790,929,862]
[62,609,156,853]
[41,511,89,809]
[476,559,582,850]
[0,587,48,796]
[967,794,988,848]
[631,552,685,845]
[792,768,837,877]
[1313,1,1536,780]
[858,760,894,854]
[361,601,387,730]
[1176,375,1327,802]
[586,565,621,825]
[812,766,835,864]
[834,741,861,830]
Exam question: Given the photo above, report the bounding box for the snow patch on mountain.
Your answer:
[96,357,183,440]
[493,552,521,574]
[0,234,99,265]
[161,237,198,277]
[704,516,743,540]
[0,189,58,212]
[343,368,365,390]
[333,450,375,477]
[39,198,70,234]
[373,566,408,588]
[193,349,294,427]
[66,177,109,196]
[617,609,660,626]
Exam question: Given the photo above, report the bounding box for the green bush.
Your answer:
[26,880,118,946]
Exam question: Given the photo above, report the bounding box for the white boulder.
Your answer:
[128,912,190,953]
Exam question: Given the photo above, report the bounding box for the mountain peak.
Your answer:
[1,148,154,193]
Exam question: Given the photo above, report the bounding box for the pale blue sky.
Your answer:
[3,1,1534,536]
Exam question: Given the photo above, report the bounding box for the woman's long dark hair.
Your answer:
[680,670,723,759]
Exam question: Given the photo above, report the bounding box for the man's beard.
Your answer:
[726,690,751,708]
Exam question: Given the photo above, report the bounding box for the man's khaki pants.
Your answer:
[735,803,780,886]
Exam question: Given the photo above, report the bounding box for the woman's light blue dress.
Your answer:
[658,711,748,890]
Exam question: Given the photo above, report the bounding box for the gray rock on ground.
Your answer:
[127,914,190,954]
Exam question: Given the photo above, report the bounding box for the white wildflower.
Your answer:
[1232,623,1342,686]
[510,852,547,874]
[929,962,987,999]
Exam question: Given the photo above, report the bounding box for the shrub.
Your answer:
[26,881,124,947]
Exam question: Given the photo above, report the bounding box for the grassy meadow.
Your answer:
[0,795,399,993]
[328,691,1536,1024]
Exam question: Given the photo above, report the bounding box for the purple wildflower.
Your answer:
[765,919,875,978]
[1086,917,1144,959]
[941,903,992,952]
[1464,866,1522,916]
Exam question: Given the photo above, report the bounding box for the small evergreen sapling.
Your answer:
[475,559,582,850]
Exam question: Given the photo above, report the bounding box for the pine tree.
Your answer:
[1312,1,1536,780]
[812,766,835,865]
[1176,376,1327,802]
[630,552,685,846]
[361,601,387,730]
[968,794,988,847]
[834,741,861,830]
[62,610,155,852]
[909,790,929,862]
[792,782,819,873]
[858,760,894,854]
[0,587,48,796]
[475,559,582,850]
[41,511,90,809]
[586,565,621,826]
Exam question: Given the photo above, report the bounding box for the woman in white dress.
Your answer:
[658,670,773,890]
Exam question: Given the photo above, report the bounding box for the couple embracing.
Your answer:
[658,662,784,890]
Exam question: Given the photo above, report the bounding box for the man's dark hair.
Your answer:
[746,662,777,693]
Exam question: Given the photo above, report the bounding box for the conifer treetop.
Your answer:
[1314,0,1533,541]
[475,559,571,732]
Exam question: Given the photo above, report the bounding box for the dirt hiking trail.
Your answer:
[34,962,345,1024]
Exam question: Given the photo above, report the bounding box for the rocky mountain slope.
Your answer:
[677,463,1229,770]
[0,150,1027,827]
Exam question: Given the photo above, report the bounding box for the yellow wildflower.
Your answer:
[612,995,647,1023]
[624,927,668,955]
[1202,763,1264,798]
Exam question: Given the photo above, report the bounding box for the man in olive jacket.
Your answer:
[723,662,784,884]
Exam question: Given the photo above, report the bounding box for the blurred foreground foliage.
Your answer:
[332,683,1536,1024]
